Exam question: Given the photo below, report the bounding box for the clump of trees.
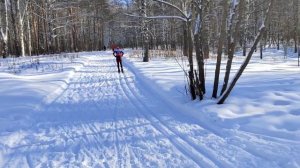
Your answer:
[124,0,298,103]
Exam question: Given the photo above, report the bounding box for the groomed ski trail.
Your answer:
[1,52,299,168]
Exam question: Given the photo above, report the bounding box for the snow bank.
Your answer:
[0,53,88,133]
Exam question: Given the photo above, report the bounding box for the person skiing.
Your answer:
[113,47,124,73]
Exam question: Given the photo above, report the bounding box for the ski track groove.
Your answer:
[82,57,117,167]
[117,72,217,168]
[113,78,122,168]
[71,57,112,166]
[120,82,163,167]
[121,66,281,167]
[105,58,143,168]
[106,57,202,167]
[122,59,285,166]
[43,56,115,167]
[99,58,123,168]
[25,154,33,168]
[86,57,133,168]
[106,59,141,168]
[114,73,161,168]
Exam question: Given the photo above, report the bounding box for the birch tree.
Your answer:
[218,0,274,104]
[17,0,27,57]
[293,0,299,53]
[128,0,198,99]
[212,0,229,98]
[0,0,9,58]
[220,0,246,95]
[141,0,149,62]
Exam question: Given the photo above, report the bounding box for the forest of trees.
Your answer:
[0,0,112,57]
[0,0,299,103]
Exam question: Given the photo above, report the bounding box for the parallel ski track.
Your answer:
[84,57,140,168]
[121,58,286,167]
[50,55,274,167]
[118,72,226,168]
[94,57,208,167]
[115,73,204,167]
[84,57,123,167]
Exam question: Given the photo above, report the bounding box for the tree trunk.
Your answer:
[298,40,300,66]
[187,21,196,100]
[141,0,149,62]
[194,33,204,99]
[42,0,49,54]
[298,47,300,66]
[10,0,21,56]
[35,12,40,55]
[221,0,245,95]
[212,0,228,98]
[243,41,247,56]
[260,43,263,59]
[183,26,188,56]
[218,0,274,104]
[218,27,266,104]
[17,0,25,56]
[295,40,298,53]
[277,29,280,50]
[0,0,9,58]
[294,0,298,53]
[27,2,32,56]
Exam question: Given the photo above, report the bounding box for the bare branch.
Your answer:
[153,0,188,19]
[124,13,187,22]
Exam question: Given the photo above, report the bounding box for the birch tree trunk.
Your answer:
[294,0,299,53]
[10,0,21,56]
[27,2,32,56]
[193,1,206,98]
[218,0,274,104]
[141,0,149,62]
[187,20,196,100]
[0,0,9,58]
[17,0,26,56]
[220,0,245,95]
[212,0,228,98]
[183,25,188,56]
[194,33,204,100]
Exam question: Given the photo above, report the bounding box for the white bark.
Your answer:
[17,0,26,57]
[218,0,274,104]
[141,0,149,62]
[27,3,32,56]
[0,0,9,56]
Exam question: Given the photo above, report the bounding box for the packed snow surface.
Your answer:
[0,49,299,167]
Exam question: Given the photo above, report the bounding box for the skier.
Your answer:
[113,47,124,73]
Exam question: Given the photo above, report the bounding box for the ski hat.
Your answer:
[115,47,122,51]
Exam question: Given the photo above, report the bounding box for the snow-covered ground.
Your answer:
[0,49,299,167]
